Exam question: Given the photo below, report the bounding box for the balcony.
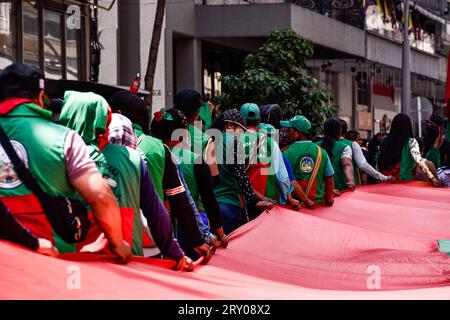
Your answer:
[197,0,446,56]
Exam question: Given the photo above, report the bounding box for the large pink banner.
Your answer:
[1,182,450,299]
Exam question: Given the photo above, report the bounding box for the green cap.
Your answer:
[240,103,260,121]
[257,123,276,135]
[280,115,311,134]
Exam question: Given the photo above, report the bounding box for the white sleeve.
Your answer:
[64,131,99,184]
[270,141,291,202]
[341,145,353,159]
[409,138,425,164]
[352,141,387,181]
[409,138,434,180]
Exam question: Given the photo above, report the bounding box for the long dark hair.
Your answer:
[150,108,187,141]
[379,113,414,170]
[423,114,444,157]
[260,104,282,129]
[322,118,342,157]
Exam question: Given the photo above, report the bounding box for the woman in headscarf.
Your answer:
[108,90,213,259]
[60,91,200,270]
[378,113,441,187]
[150,108,229,253]
[211,109,274,234]
[317,118,356,192]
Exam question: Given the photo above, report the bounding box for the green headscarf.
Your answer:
[60,91,109,146]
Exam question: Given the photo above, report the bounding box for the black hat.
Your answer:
[0,63,45,94]
[223,108,247,131]
[423,114,444,131]
[174,89,203,119]
[108,90,150,135]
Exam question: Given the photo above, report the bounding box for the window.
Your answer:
[23,1,39,66]
[0,1,16,69]
[66,25,80,80]
[43,9,62,79]
[357,72,369,106]
[0,1,86,80]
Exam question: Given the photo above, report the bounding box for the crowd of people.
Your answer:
[0,63,448,271]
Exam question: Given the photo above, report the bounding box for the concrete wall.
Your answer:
[337,72,354,121]
[196,4,290,37]
[174,37,202,94]
[117,0,141,86]
[165,0,198,106]
[97,4,118,85]
[196,4,365,57]
[97,1,167,113]
[366,32,442,81]
[290,5,365,58]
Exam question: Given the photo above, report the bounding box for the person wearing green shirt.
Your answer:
[151,108,228,249]
[199,101,214,131]
[108,90,212,261]
[378,113,441,187]
[239,103,300,213]
[173,90,220,183]
[60,92,196,270]
[317,118,356,192]
[212,109,273,234]
[423,114,446,169]
[281,115,335,206]
[0,64,131,262]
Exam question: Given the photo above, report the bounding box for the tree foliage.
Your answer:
[214,29,339,134]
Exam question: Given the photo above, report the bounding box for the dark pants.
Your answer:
[219,203,245,235]
[176,211,209,261]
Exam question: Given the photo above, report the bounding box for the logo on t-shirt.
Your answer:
[300,156,314,173]
[0,140,29,189]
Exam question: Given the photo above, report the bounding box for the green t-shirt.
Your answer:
[214,132,242,207]
[199,103,213,131]
[283,141,331,203]
[134,124,166,200]
[317,140,348,191]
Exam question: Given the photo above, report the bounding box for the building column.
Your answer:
[174,37,203,98]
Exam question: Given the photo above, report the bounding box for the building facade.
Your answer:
[2,0,449,135]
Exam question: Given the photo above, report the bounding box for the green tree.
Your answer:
[214,29,339,134]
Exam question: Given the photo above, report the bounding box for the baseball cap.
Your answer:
[174,89,203,119]
[223,108,247,131]
[0,63,45,94]
[257,123,276,135]
[240,103,260,121]
[280,115,311,134]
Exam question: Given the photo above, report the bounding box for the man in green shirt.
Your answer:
[174,90,219,180]
[281,115,335,206]
[0,64,130,262]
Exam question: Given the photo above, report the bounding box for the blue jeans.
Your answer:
[219,203,244,235]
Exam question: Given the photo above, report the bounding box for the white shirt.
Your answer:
[352,141,388,181]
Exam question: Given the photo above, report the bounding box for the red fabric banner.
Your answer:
[1,182,450,299]
[372,83,395,102]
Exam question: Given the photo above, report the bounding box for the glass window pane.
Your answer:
[0,1,15,70]
[22,0,39,66]
[66,27,79,80]
[43,9,62,79]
